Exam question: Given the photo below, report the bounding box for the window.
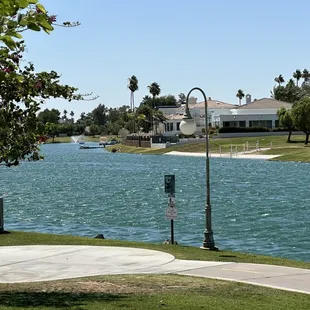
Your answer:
[249,120,272,128]
[177,122,180,131]
[170,123,174,131]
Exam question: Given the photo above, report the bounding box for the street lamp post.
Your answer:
[179,87,217,250]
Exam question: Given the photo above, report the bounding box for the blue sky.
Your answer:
[23,0,310,118]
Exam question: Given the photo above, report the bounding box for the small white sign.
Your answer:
[166,207,178,220]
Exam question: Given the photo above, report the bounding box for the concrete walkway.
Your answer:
[0,246,309,295]
[164,150,280,160]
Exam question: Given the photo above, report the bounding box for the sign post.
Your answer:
[164,175,177,244]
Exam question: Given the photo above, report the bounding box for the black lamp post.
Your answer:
[179,87,218,250]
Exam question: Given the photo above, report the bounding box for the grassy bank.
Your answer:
[0,231,310,309]
[109,135,310,162]
[0,274,309,310]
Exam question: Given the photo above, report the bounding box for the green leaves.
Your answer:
[0,70,6,81]
[0,35,16,49]
[16,0,30,9]
[36,3,46,14]
[27,23,41,31]
[0,0,89,167]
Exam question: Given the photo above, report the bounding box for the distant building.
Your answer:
[220,98,292,129]
[158,97,292,135]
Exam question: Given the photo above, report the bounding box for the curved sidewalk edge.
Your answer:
[0,245,309,295]
[176,262,310,295]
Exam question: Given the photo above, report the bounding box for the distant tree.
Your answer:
[274,74,285,86]
[302,69,310,84]
[70,111,74,123]
[236,89,245,106]
[140,95,176,108]
[63,109,68,120]
[291,97,310,144]
[128,75,139,111]
[148,82,161,108]
[153,110,167,134]
[293,69,302,86]
[178,93,186,105]
[271,79,303,104]
[89,124,100,136]
[38,109,61,125]
[45,122,58,143]
[136,104,152,133]
[277,107,294,142]
[92,104,107,126]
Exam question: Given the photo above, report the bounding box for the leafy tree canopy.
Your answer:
[38,108,60,125]
[291,97,310,144]
[0,0,95,167]
[140,95,177,108]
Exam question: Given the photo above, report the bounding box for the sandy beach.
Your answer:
[163,150,280,160]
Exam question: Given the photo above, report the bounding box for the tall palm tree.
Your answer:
[147,82,161,134]
[70,111,74,123]
[293,69,302,86]
[302,69,310,84]
[127,75,139,112]
[274,74,285,86]
[148,82,161,108]
[236,89,245,106]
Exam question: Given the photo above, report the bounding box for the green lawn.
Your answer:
[108,135,310,162]
[0,274,309,310]
[0,231,310,309]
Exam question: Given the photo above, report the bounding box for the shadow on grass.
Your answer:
[0,291,127,308]
[287,140,306,144]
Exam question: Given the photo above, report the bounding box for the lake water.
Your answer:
[1,143,309,262]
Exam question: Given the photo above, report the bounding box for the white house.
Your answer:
[159,95,292,136]
[159,96,234,135]
[220,98,292,129]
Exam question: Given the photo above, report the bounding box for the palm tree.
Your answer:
[70,111,74,123]
[127,75,139,112]
[293,69,302,86]
[148,82,161,134]
[63,109,67,120]
[236,89,245,106]
[148,82,161,108]
[302,69,310,84]
[274,75,285,86]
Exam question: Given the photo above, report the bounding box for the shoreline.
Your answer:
[164,151,280,160]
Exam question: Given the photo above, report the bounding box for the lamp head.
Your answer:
[180,117,196,135]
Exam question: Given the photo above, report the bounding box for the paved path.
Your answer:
[164,150,280,160]
[0,246,309,295]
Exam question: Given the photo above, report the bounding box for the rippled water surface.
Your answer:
[1,143,309,262]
